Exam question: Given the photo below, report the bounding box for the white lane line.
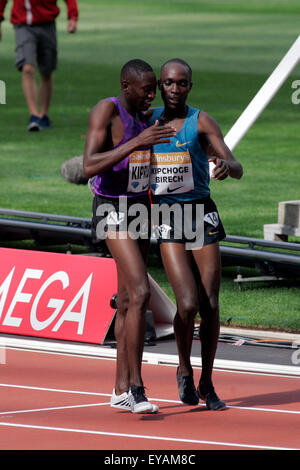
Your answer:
[0,402,110,416]
[0,382,110,397]
[224,404,300,415]
[0,421,298,450]
[0,383,300,415]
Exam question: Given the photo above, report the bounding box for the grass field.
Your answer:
[0,0,299,332]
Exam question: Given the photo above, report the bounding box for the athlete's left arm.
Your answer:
[198,111,243,180]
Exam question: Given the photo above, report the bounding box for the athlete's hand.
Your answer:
[209,157,229,180]
[135,120,176,148]
[68,19,77,33]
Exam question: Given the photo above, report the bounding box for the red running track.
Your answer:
[0,346,299,450]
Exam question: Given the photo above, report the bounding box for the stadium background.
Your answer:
[0,0,299,332]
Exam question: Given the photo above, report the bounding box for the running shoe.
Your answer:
[111,388,158,413]
[27,114,40,131]
[198,384,226,411]
[110,389,131,410]
[176,369,199,405]
[128,385,158,414]
[38,114,51,130]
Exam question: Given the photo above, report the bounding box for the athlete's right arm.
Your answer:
[83,100,176,179]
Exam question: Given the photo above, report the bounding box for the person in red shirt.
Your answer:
[0,0,78,130]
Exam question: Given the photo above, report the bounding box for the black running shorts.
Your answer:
[152,196,226,249]
[92,194,152,241]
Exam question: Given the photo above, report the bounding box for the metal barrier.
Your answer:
[0,208,92,247]
[221,235,300,278]
[0,208,300,277]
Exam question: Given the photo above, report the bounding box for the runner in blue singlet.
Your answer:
[148,58,243,410]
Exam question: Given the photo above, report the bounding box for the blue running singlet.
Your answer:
[149,106,210,203]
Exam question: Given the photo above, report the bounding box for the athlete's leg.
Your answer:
[22,64,39,117]
[37,22,56,120]
[192,242,221,390]
[106,234,150,389]
[160,242,199,377]
[14,25,39,118]
[39,72,53,118]
[113,268,130,395]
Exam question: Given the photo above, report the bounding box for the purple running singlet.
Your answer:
[93,97,151,198]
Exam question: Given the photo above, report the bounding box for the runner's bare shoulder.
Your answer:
[88,98,117,127]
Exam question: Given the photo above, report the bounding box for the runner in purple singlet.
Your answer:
[83,59,176,414]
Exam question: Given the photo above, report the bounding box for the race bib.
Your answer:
[127,150,151,193]
[150,151,194,195]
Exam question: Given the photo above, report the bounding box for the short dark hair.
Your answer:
[120,59,154,80]
[160,58,192,81]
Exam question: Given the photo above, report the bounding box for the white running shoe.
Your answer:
[110,388,159,413]
[128,386,159,414]
[110,389,131,410]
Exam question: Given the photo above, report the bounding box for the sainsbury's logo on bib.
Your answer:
[153,152,191,165]
[127,150,151,193]
[150,151,194,195]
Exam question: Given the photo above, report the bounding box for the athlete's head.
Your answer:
[121,59,154,81]
[159,58,193,109]
[160,59,192,82]
[120,59,157,111]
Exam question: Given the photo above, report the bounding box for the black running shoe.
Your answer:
[27,114,40,131]
[198,384,226,411]
[128,385,154,413]
[176,370,199,405]
[39,114,51,130]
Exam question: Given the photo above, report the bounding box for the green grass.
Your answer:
[0,0,299,332]
[147,258,300,333]
[220,269,300,332]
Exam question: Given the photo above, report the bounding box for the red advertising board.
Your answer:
[0,248,118,344]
